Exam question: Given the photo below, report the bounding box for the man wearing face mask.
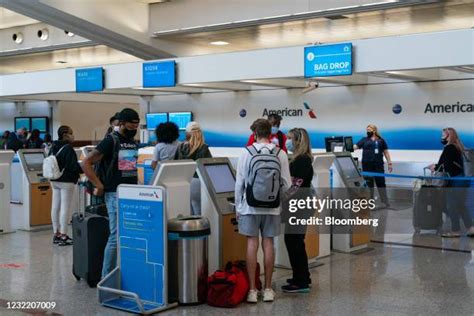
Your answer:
[105,112,120,137]
[82,108,140,278]
[354,124,393,208]
[247,114,287,152]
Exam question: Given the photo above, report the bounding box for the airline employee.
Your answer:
[354,124,392,208]
[247,114,287,152]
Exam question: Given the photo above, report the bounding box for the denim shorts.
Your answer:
[238,214,281,238]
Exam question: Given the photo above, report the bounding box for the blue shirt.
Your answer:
[356,137,388,164]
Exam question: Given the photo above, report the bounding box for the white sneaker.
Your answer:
[247,289,258,303]
[262,288,275,302]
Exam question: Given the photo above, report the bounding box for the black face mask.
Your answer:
[441,138,448,145]
[367,131,374,137]
[123,128,137,139]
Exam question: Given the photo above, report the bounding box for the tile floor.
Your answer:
[1,228,473,316]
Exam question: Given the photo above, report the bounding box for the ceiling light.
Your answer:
[210,41,229,46]
[64,30,75,37]
[12,33,23,44]
[37,28,49,41]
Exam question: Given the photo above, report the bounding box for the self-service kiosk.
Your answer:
[0,150,15,234]
[149,160,197,219]
[331,153,371,253]
[311,153,336,258]
[196,158,247,273]
[17,149,52,230]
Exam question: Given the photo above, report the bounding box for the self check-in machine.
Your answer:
[150,160,197,219]
[311,153,336,258]
[331,152,371,253]
[0,150,15,234]
[197,158,247,273]
[17,149,52,230]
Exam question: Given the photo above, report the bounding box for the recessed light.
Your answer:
[64,30,75,37]
[210,41,229,46]
[12,33,23,44]
[38,28,49,41]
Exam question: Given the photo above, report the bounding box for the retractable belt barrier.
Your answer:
[361,171,474,182]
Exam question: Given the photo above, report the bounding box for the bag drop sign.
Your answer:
[304,43,352,78]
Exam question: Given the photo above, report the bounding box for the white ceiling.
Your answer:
[0,8,38,29]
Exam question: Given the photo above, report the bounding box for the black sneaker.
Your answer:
[281,284,310,293]
[286,278,312,287]
[58,235,73,246]
[53,235,61,244]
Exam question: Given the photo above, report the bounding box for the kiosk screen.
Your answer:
[24,153,45,171]
[337,156,360,179]
[205,163,235,194]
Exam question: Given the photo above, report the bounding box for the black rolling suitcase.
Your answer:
[72,204,110,287]
[413,168,444,234]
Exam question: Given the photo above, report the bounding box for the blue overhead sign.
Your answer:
[304,43,352,78]
[143,61,176,88]
[75,67,104,92]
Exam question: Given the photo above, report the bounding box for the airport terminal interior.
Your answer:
[0,0,473,315]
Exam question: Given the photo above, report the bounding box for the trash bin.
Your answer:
[168,216,211,305]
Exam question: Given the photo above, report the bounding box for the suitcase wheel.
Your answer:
[72,265,81,281]
[87,279,99,288]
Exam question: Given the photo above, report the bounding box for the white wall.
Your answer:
[57,101,139,141]
[0,101,139,141]
[0,101,51,133]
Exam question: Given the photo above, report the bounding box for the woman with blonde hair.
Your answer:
[281,128,313,293]
[354,124,393,208]
[430,127,474,237]
[174,121,212,215]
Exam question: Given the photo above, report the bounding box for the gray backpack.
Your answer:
[245,145,282,208]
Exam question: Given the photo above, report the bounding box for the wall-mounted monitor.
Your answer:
[168,112,192,131]
[15,117,31,131]
[31,117,49,132]
[146,113,168,131]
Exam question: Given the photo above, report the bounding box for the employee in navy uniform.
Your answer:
[354,124,393,208]
[82,108,140,278]
[247,113,287,152]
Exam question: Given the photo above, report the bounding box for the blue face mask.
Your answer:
[286,139,294,152]
[271,126,279,134]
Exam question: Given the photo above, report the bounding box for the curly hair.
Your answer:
[155,122,179,144]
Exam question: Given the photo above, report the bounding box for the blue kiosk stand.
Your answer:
[98,184,177,314]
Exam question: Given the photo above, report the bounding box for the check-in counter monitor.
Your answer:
[332,153,371,252]
[197,158,246,273]
[0,150,15,233]
[150,160,196,220]
[17,149,52,229]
